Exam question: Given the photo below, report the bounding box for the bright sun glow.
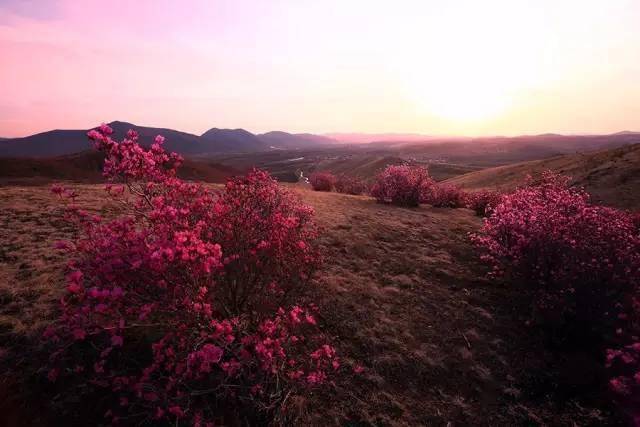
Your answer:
[410,70,513,122]
[0,0,639,136]
[400,1,549,124]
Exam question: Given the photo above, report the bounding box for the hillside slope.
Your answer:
[446,143,640,209]
[0,151,238,185]
[387,132,640,167]
[309,155,480,181]
[257,131,336,149]
[314,155,406,178]
[0,122,205,157]
[0,185,617,425]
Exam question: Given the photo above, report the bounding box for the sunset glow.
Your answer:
[1,0,639,137]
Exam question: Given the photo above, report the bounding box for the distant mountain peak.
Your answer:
[200,127,265,152]
[257,131,336,148]
[535,133,563,137]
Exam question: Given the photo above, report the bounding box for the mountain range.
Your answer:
[0,121,337,158]
[1,121,639,161]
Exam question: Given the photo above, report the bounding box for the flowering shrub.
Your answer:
[632,211,640,231]
[472,171,640,343]
[422,184,467,208]
[370,165,433,207]
[42,124,339,425]
[334,175,366,195]
[309,172,336,192]
[208,169,319,315]
[606,341,640,425]
[465,190,503,216]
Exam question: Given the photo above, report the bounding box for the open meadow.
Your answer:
[0,181,625,426]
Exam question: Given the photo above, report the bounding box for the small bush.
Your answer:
[334,175,366,195]
[42,124,338,425]
[465,190,503,216]
[472,171,640,344]
[370,165,433,207]
[422,184,467,208]
[309,172,336,191]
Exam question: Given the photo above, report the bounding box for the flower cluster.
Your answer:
[607,341,640,425]
[88,124,183,182]
[42,124,338,425]
[370,165,434,207]
[334,175,366,195]
[309,172,336,192]
[465,190,503,217]
[208,168,319,316]
[422,184,466,208]
[632,211,640,231]
[472,171,640,342]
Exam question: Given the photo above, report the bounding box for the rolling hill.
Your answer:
[257,131,336,149]
[390,132,640,167]
[446,143,640,210]
[0,151,239,185]
[308,155,480,181]
[0,122,206,158]
[325,132,460,144]
[200,127,265,152]
[0,122,339,158]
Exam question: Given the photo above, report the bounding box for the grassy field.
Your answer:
[0,183,618,425]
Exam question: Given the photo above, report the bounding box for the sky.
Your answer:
[1,0,639,137]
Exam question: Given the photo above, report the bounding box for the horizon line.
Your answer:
[1,120,638,141]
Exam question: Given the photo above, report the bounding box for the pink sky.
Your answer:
[1,0,639,137]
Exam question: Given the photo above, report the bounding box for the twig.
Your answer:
[459,328,471,349]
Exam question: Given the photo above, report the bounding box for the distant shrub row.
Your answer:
[367,164,502,214]
[309,172,366,195]
[309,165,506,217]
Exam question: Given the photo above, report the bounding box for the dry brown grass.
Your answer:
[0,184,618,426]
[446,143,640,210]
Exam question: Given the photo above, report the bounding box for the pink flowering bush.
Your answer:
[309,172,336,192]
[42,124,339,425]
[370,165,434,207]
[334,175,366,195]
[465,190,503,217]
[422,184,467,208]
[606,341,640,425]
[632,211,640,231]
[472,171,640,343]
[207,169,319,315]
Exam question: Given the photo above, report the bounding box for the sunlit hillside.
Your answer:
[447,143,640,209]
